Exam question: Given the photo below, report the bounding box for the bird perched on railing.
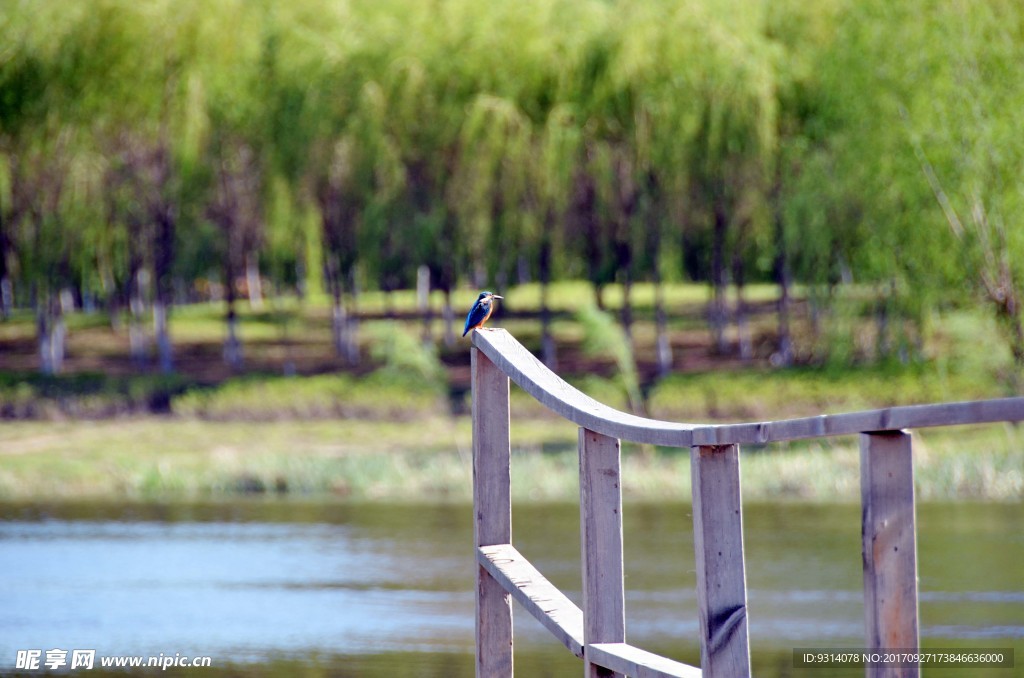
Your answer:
[463,291,503,336]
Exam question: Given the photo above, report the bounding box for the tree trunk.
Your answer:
[154,210,175,373]
[734,254,752,361]
[442,287,455,347]
[107,294,122,333]
[539,237,556,369]
[331,287,347,361]
[875,294,890,361]
[154,299,172,374]
[417,265,433,347]
[37,304,53,375]
[1008,315,1024,390]
[50,306,66,374]
[774,217,794,368]
[621,273,634,354]
[224,307,243,371]
[994,285,1024,391]
[710,206,729,355]
[517,255,530,285]
[326,257,345,361]
[594,283,605,311]
[129,268,148,370]
[655,274,672,377]
[1,275,12,319]
[346,268,360,365]
[36,295,65,376]
[576,173,604,310]
[223,260,243,370]
[0,226,9,319]
[246,251,263,311]
[616,233,635,354]
[772,175,794,368]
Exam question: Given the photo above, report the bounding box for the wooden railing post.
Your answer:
[472,348,513,678]
[464,330,1023,678]
[691,444,751,678]
[579,428,626,678]
[860,431,920,678]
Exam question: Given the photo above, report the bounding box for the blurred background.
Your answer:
[0,0,1021,676]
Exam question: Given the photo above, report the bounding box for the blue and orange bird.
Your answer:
[463,291,503,337]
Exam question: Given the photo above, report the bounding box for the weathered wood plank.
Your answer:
[472,349,513,677]
[477,543,585,658]
[472,329,695,446]
[687,398,1024,445]
[587,643,702,678]
[691,445,751,678]
[861,431,920,678]
[474,328,1024,447]
[580,428,626,678]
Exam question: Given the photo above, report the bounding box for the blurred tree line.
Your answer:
[1,0,1022,380]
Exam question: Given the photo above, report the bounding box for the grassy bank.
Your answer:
[0,417,1019,502]
[1,282,1021,503]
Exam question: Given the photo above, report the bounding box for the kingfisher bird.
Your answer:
[463,291,503,337]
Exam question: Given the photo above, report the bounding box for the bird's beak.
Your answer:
[492,295,503,299]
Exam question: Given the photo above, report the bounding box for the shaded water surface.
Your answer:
[0,500,1020,677]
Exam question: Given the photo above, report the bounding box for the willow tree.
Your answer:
[378,54,462,341]
[86,0,231,374]
[186,0,268,370]
[532,107,581,367]
[610,2,694,375]
[792,0,982,365]
[0,9,61,368]
[0,0,141,372]
[314,105,394,364]
[894,0,1024,373]
[669,2,778,358]
[762,0,845,366]
[452,95,533,296]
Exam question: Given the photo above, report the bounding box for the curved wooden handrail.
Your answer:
[472,328,1024,446]
[472,328,696,446]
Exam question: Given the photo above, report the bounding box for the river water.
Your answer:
[1,500,1020,677]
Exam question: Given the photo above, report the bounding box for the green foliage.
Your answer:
[366,322,447,389]
[649,359,1008,424]
[2,0,1023,372]
[576,304,642,413]
[171,372,443,420]
[0,371,189,417]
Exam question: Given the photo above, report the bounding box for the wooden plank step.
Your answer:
[587,642,702,678]
[477,543,585,658]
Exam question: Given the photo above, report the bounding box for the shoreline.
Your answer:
[1,417,1019,503]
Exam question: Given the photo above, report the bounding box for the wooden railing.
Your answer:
[470,328,1024,678]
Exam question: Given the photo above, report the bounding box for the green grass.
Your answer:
[648,362,1011,423]
[502,280,784,312]
[0,418,1019,502]
[1,281,1022,503]
[171,372,443,420]
[0,371,190,417]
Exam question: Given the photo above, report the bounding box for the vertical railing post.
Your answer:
[860,431,920,678]
[472,348,513,677]
[691,444,752,678]
[579,428,626,678]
